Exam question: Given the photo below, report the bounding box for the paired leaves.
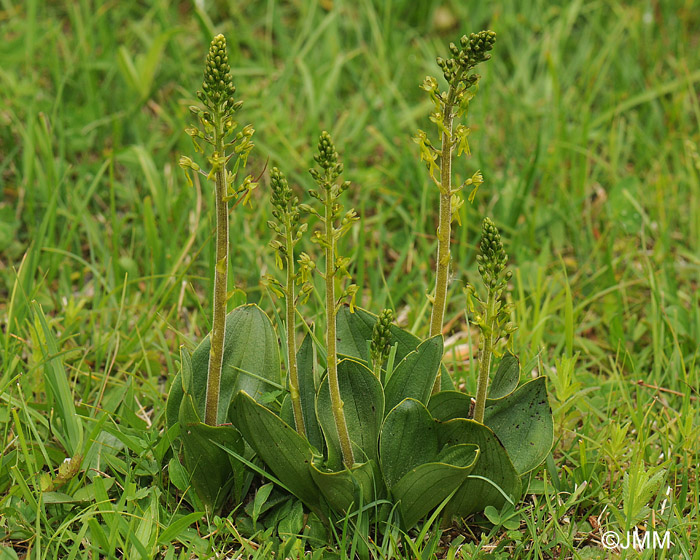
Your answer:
[384,335,443,411]
[380,399,479,529]
[179,393,243,511]
[438,419,521,519]
[484,377,553,474]
[309,460,381,516]
[429,358,553,477]
[166,306,280,510]
[231,391,323,515]
[166,301,552,524]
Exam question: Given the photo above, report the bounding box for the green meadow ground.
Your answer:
[1,0,699,558]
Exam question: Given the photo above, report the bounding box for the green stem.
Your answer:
[372,360,382,381]
[473,289,496,423]
[325,185,354,467]
[286,224,305,436]
[205,111,227,426]
[429,88,457,394]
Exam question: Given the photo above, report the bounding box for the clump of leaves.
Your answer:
[164,31,554,536]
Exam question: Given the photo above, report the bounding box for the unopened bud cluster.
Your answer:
[466,217,517,342]
[307,131,359,310]
[308,131,354,220]
[270,167,301,227]
[314,131,339,169]
[309,132,349,193]
[267,167,309,277]
[370,309,394,367]
[199,34,237,110]
[436,30,496,89]
[476,217,511,290]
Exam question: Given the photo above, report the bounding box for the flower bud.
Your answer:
[298,203,314,214]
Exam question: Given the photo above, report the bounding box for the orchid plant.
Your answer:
[164,31,553,535]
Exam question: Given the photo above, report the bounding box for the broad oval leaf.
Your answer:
[484,377,553,474]
[391,443,479,530]
[379,398,438,490]
[186,305,281,424]
[438,418,522,519]
[488,353,520,399]
[384,335,443,413]
[316,359,384,470]
[178,392,243,512]
[428,390,472,422]
[231,391,322,513]
[309,459,383,515]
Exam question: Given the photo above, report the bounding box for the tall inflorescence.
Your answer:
[266,167,310,436]
[180,34,257,425]
[415,30,496,394]
[306,131,359,467]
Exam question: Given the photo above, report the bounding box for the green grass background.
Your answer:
[1,0,699,558]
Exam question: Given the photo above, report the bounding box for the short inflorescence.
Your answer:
[270,167,300,226]
[314,131,339,170]
[469,217,516,341]
[308,131,351,197]
[370,309,394,368]
[476,217,510,290]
